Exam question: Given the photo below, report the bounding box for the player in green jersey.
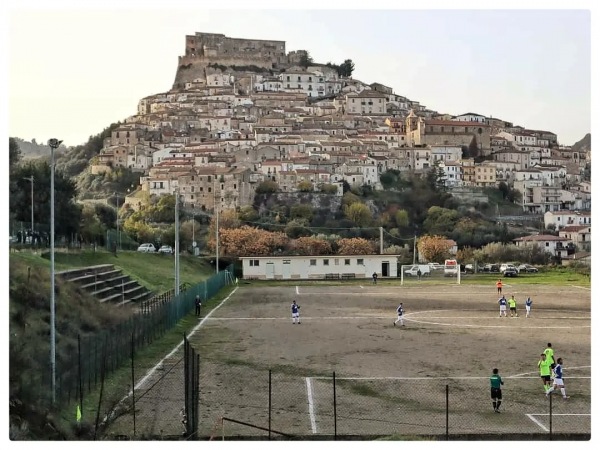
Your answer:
[538,353,553,394]
[490,368,504,412]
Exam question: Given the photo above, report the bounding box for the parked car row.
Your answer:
[464,262,539,276]
[136,243,174,254]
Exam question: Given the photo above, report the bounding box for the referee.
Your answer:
[490,368,504,413]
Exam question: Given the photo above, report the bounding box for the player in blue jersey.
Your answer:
[498,295,508,317]
[394,303,404,326]
[525,297,533,318]
[551,357,570,399]
[291,300,301,324]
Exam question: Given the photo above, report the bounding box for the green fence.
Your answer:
[26,265,234,408]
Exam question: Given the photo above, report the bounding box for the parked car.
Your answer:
[482,264,500,273]
[464,264,480,274]
[517,264,539,273]
[502,265,519,277]
[428,262,444,271]
[137,243,156,253]
[158,245,173,254]
[404,265,431,277]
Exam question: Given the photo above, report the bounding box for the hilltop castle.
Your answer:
[173,32,309,88]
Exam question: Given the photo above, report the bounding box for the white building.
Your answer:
[513,234,572,258]
[454,113,487,123]
[240,255,400,280]
[544,210,591,230]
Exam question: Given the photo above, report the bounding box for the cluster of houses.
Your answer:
[88,34,591,262]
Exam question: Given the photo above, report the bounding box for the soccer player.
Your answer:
[291,300,301,324]
[525,297,533,318]
[552,357,570,399]
[508,295,518,317]
[498,295,508,317]
[544,343,555,364]
[394,303,404,326]
[490,368,504,413]
[496,279,503,294]
[372,272,378,284]
[538,353,553,394]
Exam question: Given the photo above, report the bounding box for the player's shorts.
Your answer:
[541,375,551,382]
[526,306,531,311]
[491,387,502,400]
[554,378,564,387]
[510,307,516,311]
[292,312,299,318]
[499,305,507,311]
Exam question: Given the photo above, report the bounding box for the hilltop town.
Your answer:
[87,32,590,252]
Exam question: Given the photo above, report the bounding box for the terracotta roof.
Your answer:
[514,235,570,242]
[425,119,490,127]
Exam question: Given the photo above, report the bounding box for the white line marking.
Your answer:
[359,285,364,289]
[118,286,239,398]
[508,366,591,378]
[526,414,549,432]
[296,286,300,295]
[571,285,591,290]
[305,377,317,434]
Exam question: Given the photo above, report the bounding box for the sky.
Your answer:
[4,1,594,148]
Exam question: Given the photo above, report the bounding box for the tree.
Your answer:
[498,182,509,200]
[344,202,372,227]
[395,209,409,228]
[292,236,332,255]
[290,204,314,222]
[423,206,459,235]
[336,237,374,255]
[299,52,314,68]
[255,181,279,194]
[297,180,314,192]
[338,59,355,77]
[238,205,259,222]
[9,137,21,168]
[319,183,339,194]
[417,235,453,263]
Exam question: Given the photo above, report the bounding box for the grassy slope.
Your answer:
[11,249,216,293]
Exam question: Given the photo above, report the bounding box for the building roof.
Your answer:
[513,235,570,242]
[425,119,491,127]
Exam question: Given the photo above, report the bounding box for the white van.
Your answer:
[404,265,431,277]
[444,259,458,277]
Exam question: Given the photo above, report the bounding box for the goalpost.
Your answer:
[400,262,461,285]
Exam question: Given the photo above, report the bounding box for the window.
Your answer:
[310,259,317,266]
[335,259,339,265]
[249,259,260,266]
[323,259,329,266]
[357,259,364,265]
[345,259,351,265]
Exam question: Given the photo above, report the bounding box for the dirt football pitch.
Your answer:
[108,280,591,439]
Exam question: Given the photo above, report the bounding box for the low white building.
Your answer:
[241,255,400,280]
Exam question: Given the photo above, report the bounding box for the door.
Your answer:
[282,260,291,279]
[266,262,275,280]
[382,262,389,277]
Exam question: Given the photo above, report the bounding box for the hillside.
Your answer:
[8,250,215,439]
[571,133,591,153]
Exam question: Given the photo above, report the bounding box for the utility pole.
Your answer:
[413,233,417,265]
[216,197,220,274]
[114,192,121,251]
[379,227,383,254]
[175,190,180,295]
[23,175,34,236]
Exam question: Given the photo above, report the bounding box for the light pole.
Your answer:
[174,190,180,295]
[23,175,34,238]
[48,138,62,404]
[114,192,121,250]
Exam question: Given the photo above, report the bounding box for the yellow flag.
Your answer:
[76,405,82,423]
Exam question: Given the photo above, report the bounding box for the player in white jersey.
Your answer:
[291,300,301,324]
[525,297,533,318]
[394,303,404,326]
[498,296,508,317]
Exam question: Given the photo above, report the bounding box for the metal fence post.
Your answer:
[333,371,337,440]
[446,384,449,440]
[78,334,83,414]
[131,332,136,438]
[268,369,272,440]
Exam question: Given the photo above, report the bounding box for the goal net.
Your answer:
[400,262,461,285]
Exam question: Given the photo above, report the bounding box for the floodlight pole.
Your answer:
[175,190,180,295]
[48,138,62,404]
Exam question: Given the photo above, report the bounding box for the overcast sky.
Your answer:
[5,1,595,147]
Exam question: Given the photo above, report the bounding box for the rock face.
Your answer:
[254,192,342,218]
